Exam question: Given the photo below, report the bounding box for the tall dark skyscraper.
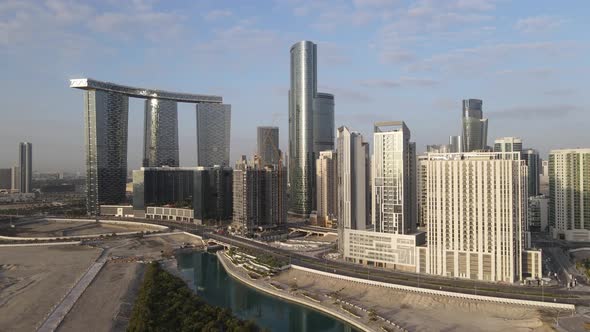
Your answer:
[461,99,488,152]
[196,103,231,167]
[523,148,540,197]
[257,126,280,166]
[288,40,335,216]
[143,98,179,167]
[19,142,33,193]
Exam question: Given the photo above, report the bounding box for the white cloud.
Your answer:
[358,77,438,88]
[515,15,564,33]
[204,9,233,21]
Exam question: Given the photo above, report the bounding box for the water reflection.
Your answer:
[176,252,355,332]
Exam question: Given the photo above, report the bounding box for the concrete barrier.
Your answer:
[0,241,81,247]
[291,265,575,310]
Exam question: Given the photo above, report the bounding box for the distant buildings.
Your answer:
[11,166,20,192]
[289,40,335,217]
[315,150,338,227]
[419,152,536,282]
[449,135,462,153]
[540,159,549,196]
[461,99,488,152]
[529,195,549,232]
[143,98,179,167]
[549,149,590,241]
[19,142,32,193]
[0,168,11,190]
[197,103,231,167]
[372,122,416,235]
[233,156,287,233]
[257,126,280,166]
[493,137,522,157]
[523,149,540,197]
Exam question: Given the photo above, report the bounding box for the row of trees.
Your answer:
[128,262,263,332]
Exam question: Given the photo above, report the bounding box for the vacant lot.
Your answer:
[1,219,152,238]
[0,245,101,331]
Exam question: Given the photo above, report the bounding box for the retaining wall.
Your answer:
[291,265,575,310]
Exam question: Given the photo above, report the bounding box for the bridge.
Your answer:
[288,225,338,237]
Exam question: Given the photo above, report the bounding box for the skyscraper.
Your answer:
[549,149,590,241]
[421,152,529,282]
[372,122,416,235]
[316,150,337,226]
[288,41,335,216]
[143,98,179,167]
[257,126,280,166]
[523,148,540,197]
[449,135,462,153]
[18,142,33,193]
[494,137,523,158]
[337,126,367,236]
[0,168,11,190]
[196,103,231,167]
[461,99,488,152]
[313,92,335,154]
[11,166,20,192]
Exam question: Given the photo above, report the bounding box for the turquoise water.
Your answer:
[176,252,357,332]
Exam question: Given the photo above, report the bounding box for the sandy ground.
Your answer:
[2,219,152,237]
[273,269,557,332]
[58,262,145,332]
[0,245,102,331]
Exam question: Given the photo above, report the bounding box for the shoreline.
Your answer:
[215,251,381,332]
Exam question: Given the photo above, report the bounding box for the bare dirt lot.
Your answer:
[1,219,153,238]
[0,245,101,331]
[273,269,557,332]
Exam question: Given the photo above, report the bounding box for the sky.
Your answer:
[0,0,589,173]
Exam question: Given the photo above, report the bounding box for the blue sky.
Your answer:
[0,0,588,172]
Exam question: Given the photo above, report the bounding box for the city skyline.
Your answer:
[1,1,588,173]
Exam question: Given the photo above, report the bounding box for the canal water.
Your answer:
[176,252,357,332]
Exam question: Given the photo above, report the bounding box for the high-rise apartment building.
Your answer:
[529,195,549,232]
[426,144,451,153]
[0,169,11,190]
[257,126,280,166]
[523,149,540,197]
[549,149,590,241]
[540,159,549,196]
[494,137,523,158]
[288,40,334,216]
[233,157,287,233]
[196,103,231,167]
[420,152,529,282]
[337,126,367,237]
[316,150,338,226]
[143,98,179,167]
[372,122,416,235]
[18,142,33,193]
[462,99,488,152]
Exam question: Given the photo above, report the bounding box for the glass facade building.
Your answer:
[143,98,179,167]
[196,103,231,167]
[461,99,488,152]
[257,126,280,166]
[523,148,540,197]
[18,142,32,193]
[313,92,335,154]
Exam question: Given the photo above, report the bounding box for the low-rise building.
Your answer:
[146,207,194,223]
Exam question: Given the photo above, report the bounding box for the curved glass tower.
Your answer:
[289,41,317,216]
[461,99,488,152]
[143,98,179,167]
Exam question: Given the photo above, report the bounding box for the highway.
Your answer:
[205,232,589,306]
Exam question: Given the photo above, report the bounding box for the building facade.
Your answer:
[19,142,32,193]
[529,195,549,232]
[316,150,338,227]
[462,99,488,152]
[493,137,523,158]
[11,166,20,192]
[0,168,11,190]
[337,126,367,238]
[233,158,287,233]
[372,122,416,235]
[549,149,590,241]
[196,103,231,167]
[523,148,540,197]
[143,98,179,167]
[449,135,462,153]
[421,152,528,282]
[257,126,280,166]
[313,93,335,155]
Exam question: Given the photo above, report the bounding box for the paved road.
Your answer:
[206,232,590,306]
